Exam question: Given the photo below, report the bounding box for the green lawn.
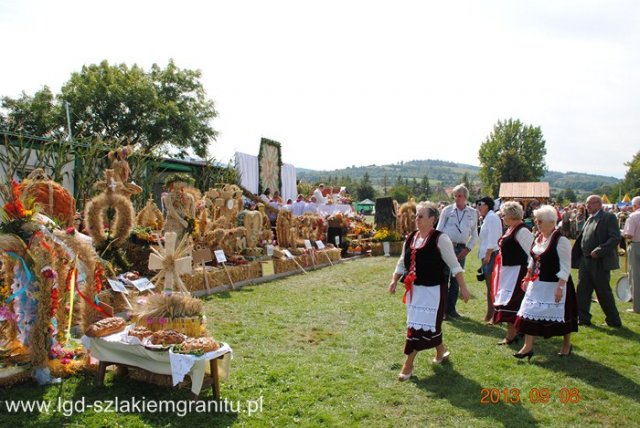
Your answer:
[2,252,638,427]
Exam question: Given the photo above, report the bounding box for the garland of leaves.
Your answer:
[258,138,283,195]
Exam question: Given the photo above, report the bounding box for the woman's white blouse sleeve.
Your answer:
[394,241,407,275]
[557,236,571,281]
[515,227,534,263]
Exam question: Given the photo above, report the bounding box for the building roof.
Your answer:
[358,199,375,205]
[498,182,550,199]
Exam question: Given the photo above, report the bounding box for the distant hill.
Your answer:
[297,159,620,195]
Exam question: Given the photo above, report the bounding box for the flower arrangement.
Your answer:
[350,219,374,238]
[372,227,402,242]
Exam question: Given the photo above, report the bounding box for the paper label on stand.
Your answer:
[304,240,313,250]
[282,249,294,259]
[334,236,340,246]
[107,279,129,294]
[193,247,213,264]
[214,250,227,263]
[315,240,326,250]
[266,245,274,257]
[131,277,155,292]
[261,260,275,276]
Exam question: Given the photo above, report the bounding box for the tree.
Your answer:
[382,173,389,196]
[624,150,640,195]
[563,188,577,203]
[356,172,375,201]
[2,59,218,158]
[389,183,411,203]
[1,86,62,137]
[478,118,547,197]
[422,175,431,199]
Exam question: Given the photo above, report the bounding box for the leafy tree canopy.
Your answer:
[1,59,218,158]
[478,118,547,197]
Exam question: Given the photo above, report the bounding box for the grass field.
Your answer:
[2,251,639,427]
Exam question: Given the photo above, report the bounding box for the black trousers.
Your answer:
[577,259,621,325]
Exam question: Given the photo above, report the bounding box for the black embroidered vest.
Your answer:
[500,223,529,266]
[403,230,447,286]
[533,230,561,282]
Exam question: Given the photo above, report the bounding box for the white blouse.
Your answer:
[394,232,464,276]
[527,233,571,282]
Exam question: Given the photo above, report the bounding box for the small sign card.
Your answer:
[282,249,295,259]
[266,244,274,257]
[261,260,275,276]
[334,236,340,246]
[131,277,155,292]
[214,250,227,263]
[304,240,313,250]
[193,247,213,264]
[315,240,326,250]
[107,279,129,294]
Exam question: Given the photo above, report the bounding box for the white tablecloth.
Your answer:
[81,329,232,395]
[316,204,353,217]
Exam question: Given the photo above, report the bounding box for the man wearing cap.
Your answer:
[477,196,502,322]
[572,195,622,327]
[436,184,479,319]
[623,196,640,313]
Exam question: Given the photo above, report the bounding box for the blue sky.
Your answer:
[1,0,638,178]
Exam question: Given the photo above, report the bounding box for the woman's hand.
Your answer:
[554,280,566,303]
[388,281,397,294]
[554,286,563,303]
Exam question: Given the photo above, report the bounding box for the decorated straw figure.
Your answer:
[276,209,293,248]
[136,198,164,230]
[396,198,417,237]
[0,184,103,380]
[148,232,193,294]
[162,174,196,240]
[241,210,262,249]
[18,169,76,227]
[85,169,135,246]
[108,145,142,196]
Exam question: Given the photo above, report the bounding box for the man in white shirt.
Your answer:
[623,196,640,313]
[292,195,306,216]
[313,184,327,204]
[304,197,319,214]
[436,184,479,319]
[477,196,502,322]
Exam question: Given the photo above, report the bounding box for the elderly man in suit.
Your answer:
[572,195,622,327]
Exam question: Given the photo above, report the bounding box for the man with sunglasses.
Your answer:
[436,184,479,319]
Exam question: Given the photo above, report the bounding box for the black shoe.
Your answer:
[513,350,534,361]
[497,333,523,346]
[578,320,592,326]
[602,322,622,328]
[448,311,461,319]
[558,345,573,357]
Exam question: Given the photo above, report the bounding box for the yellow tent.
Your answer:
[622,193,631,203]
[602,194,610,204]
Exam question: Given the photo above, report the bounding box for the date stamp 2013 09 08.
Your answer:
[480,388,581,404]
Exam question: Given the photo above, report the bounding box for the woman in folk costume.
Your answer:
[492,201,533,345]
[513,205,578,360]
[388,202,470,381]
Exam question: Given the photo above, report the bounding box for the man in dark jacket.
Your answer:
[572,195,622,327]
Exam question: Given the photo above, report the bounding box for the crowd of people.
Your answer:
[256,184,353,222]
[388,185,637,381]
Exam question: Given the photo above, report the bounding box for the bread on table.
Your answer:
[150,329,186,346]
[180,336,220,353]
[128,326,153,340]
[85,317,127,337]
